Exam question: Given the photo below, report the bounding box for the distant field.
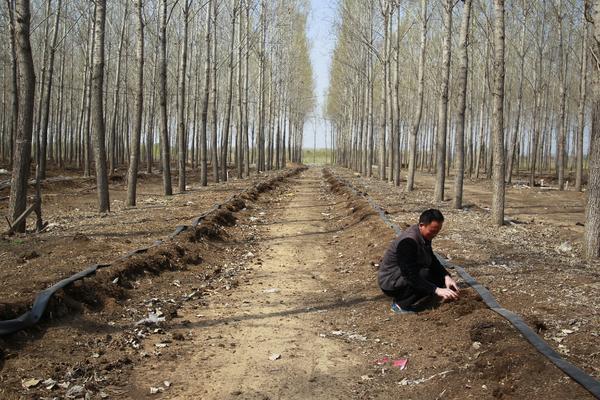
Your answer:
[302,148,334,165]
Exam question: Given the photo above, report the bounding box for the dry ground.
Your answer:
[0,165,597,399]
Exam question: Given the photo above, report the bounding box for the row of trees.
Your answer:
[327,0,600,258]
[1,0,314,231]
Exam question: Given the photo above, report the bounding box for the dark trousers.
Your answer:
[381,267,445,309]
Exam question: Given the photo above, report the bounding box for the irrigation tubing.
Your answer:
[0,168,304,337]
[326,169,600,399]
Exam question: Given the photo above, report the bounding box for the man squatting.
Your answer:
[378,209,460,314]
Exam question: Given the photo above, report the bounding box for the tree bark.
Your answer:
[126,0,144,207]
[453,0,472,209]
[434,0,453,202]
[406,0,428,191]
[211,0,220,182]
[221,1,237,181]
[200,0,212,186]
[507,3,528,184]
[257,0,267,172]
[177,0,190,192]
[584,0,600,256]
[576,19,589,191]
[158,0,172,195]
[556,0,567,190]
[236,0,244,178]
[6,0,18,168]
[91,0,110,212]
[8,0,35,232]
[243,1,250,177]
[37,0,61,180]
[492,0,506,226]
[109,2,128,174]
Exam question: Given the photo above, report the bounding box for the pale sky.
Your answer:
[304,0,337,149]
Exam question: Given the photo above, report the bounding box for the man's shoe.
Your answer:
[391,302,416,315]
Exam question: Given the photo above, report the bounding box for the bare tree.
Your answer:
[221,0,238,182]
[407,0,428,192]
[434,0,453,202]
[8,0,35,232]
[37,0,62,180]
[453,0,473,209]
[584,0,600,257]
[177,0,191,192]
[91,0,110,212]
[200,0,212,186]
[126,0,144,207]
[506,1,529,184]
[159,0,172,195]
[491,0,506,226]
[211,0,219,182]
[576,19,589,192]
[108,2,128,174]
[6,0,18,168]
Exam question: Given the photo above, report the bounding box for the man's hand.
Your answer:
[435,287,459,301]
[444,275,460,294]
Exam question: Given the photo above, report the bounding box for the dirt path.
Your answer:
[132,169,362,399]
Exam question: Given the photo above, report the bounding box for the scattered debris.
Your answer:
[269,353,282,361]
[136,312,166,326]
[150,386,165,394]
[392,358,408,370]
[263,288,280,294]
[65,384,86,398]
[21,378,41,389]
[556,242,573,254]
[398,370,453,386]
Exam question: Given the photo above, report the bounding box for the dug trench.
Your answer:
[1,167,595,399]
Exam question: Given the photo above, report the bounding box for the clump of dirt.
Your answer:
[470,320,506,344]
[428,289,485,318]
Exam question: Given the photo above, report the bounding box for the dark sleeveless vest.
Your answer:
[378,224,433,291]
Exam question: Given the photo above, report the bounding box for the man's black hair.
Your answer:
[419,209,444,225]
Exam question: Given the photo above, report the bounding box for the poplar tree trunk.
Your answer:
[91,0,110,212]
[507,4,528,184]
[146,40,159,174]
[407,0,427,192]
[434,0,453,202]
[222,1,237,181]
[379,2,389,180]
[453,0,472,209]
[83,11,95,177]
[492,0,506,226]
[6,0,18,168]
[8,0,35,232]
[126,0,144,207]
[243,1,250,177]
[38,0,61,180]
[576,20,589,192]
[393,9,401,186]
[257,0,267,172]
[109,2,128,174]
[200,0,212,186]
[34,0,51,168]
[177,1,190,192]
[159,0,172,195]
[211,0,220,182]
[236,0,244,179]
[556,0,567,190]
[584,0,600,257]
